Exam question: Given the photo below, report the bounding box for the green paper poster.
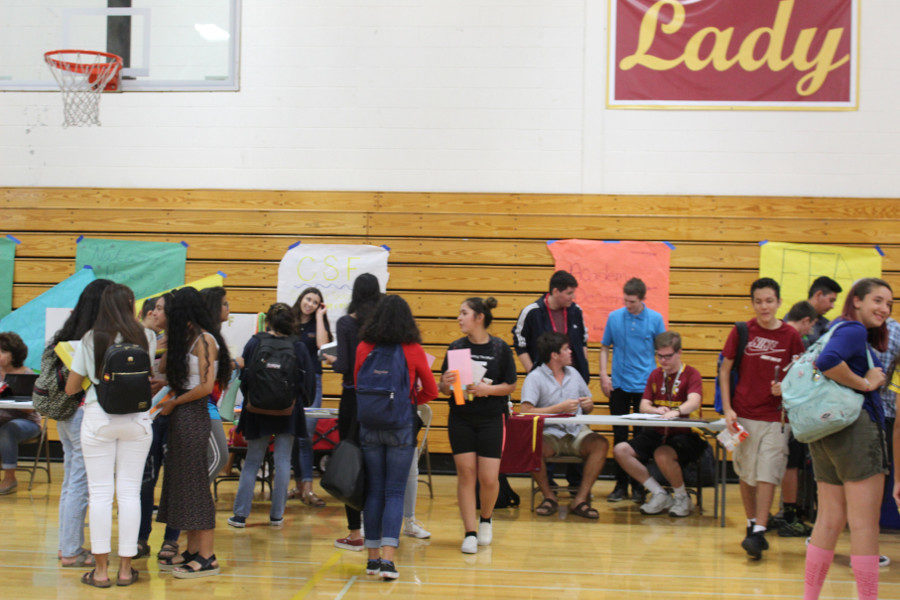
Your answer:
[75,238,187,300]
[0,236,17,319]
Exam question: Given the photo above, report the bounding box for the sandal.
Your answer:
[286,487,301,500]
[158,550,196,572]
[61,548,95,568]
[535,498,559,516]
[301,490,326,508]
[156,540,179,561]
[81,569,112,588]
[172,554,220,579]
[116,567,140,587]
[569,501,599,520]
[134,540,151,559]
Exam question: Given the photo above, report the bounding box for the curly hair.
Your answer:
[164,287,231,392]
[359,295,421,345]
[0,331,28,368]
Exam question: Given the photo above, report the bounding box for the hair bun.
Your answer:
[484,296,498,310]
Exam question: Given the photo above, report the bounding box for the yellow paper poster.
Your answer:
[759,242,882,320]
[135,273,226,315]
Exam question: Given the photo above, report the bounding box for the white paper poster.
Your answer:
[277,244,390,338]
[220,313,260,358]
[45,307,74,344]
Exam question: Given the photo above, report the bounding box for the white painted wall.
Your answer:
[1,1,897,197]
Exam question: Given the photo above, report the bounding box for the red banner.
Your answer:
[548,240,670,342]
[609,0,857,109]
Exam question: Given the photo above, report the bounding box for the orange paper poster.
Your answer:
[548,240,671,342]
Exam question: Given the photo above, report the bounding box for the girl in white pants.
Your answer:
[67,284,155,588]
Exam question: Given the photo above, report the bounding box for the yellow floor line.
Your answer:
[290,552,344,599]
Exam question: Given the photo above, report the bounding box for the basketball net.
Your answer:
[44,50,123,127]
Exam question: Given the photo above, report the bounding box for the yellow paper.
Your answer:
[134,273,226,316]
[759,242,882,320]
[54,341,91,391]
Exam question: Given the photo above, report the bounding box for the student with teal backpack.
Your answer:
[797,278,891,600]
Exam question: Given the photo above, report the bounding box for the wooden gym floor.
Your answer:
[3,463,900,599]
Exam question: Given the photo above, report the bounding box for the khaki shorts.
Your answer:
[733,418,789,486]
[544,426,594,457]
[809,412,888,485]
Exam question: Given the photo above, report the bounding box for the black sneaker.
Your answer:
[778,517,813,537]
[741,531,769,559]
[380,560,398,580]
[607,486,628,503]
[227,515,246,528]
[365,559,381,576]
[630,486,645,505]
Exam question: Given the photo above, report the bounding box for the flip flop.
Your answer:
[81,569,112,588]
[569,501,600,520]
[61,548,95,568]
[117,567,140,587]
[535,497,558,516]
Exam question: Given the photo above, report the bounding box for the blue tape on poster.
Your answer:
[662,241,676,250]
[381,244,391,251]
[83,264,93,270]
[217,270,227,278]
[288,241,302,249]
[180,241,189,248]
[875,245,885,256]
[547,240,558,245]
[5,235,20,244]
[759,240,768,246]
[604,240,620,243]
[76,235,84,243]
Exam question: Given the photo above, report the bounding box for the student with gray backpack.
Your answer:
[65,283,156,588]
[227,303,315,529]
[797,278,892,600]
[353,295,438,580]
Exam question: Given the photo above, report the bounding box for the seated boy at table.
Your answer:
[519,332,608,519]
[612,331,705,518]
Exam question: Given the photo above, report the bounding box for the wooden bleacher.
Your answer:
[3,188,899,453]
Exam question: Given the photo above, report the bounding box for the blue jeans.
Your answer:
[0,418,41,470]
[233,433,293,520]
[57,408,89,557]
[361,426,416,549]
[138,415,179,543]
[294,374,323,482]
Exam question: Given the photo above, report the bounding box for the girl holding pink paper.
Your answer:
[439,297,517,555]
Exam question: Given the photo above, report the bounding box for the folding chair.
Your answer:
[530,455,584,511]
[16,417,52,490]
[416,404,433,498]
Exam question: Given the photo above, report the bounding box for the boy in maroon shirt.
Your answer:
[719,278,804,560]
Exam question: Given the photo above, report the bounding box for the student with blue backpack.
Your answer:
[353,295,438,580]
[801,278,891,600]
[227,303,315,529]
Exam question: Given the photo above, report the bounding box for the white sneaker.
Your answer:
[461,535,478,554]
[477,520,492,546]
[668,494,692,517]
[640,490,674,515]
[403,518,431,539]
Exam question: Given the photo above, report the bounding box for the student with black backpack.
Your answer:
[354,295,438,580]
[227,303,315,528]
[65,284,156,588]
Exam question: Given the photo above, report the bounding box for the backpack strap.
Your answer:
[733,321,748,373]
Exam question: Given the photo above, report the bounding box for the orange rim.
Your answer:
[44,49,123,78]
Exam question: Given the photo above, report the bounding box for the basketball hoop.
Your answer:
[44,50,123,127]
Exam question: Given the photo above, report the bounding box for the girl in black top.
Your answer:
[330,273,381,551]
[438,297,517,554]
[289,287,331,507]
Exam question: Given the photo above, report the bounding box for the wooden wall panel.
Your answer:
[6,188,898,452]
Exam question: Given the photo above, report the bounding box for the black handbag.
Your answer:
[320,436,366,511]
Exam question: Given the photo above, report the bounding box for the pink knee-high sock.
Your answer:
[803,544,834,600]
[850,555,879,600]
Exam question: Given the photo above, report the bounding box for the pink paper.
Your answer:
[447,348,473,386]
[423,352,437,369]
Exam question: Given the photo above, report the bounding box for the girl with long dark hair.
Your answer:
[41,278,113,567]
[153,287,230,579]
[805,278,892,600]
[289,286,331,507]
[331,273,382,551]
[65,284,155,587]
[199,286,231,483]
[354,295,438,580]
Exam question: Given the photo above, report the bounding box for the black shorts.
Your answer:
[628,430,707,465]
[787,432,807,469]
[448,411,506,459]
